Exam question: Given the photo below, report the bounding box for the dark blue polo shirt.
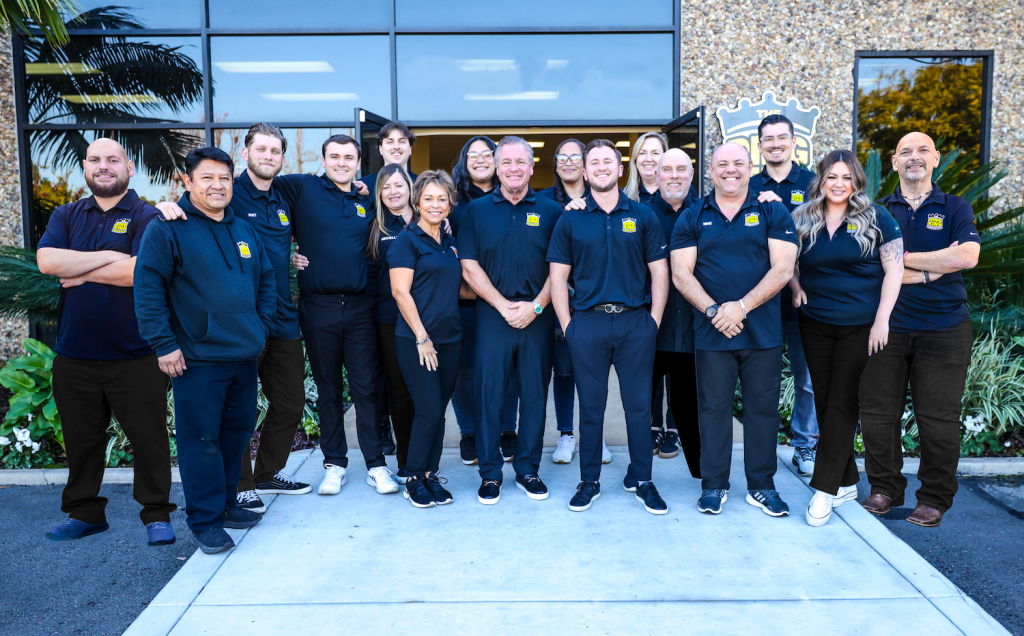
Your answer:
[547,190,666,311]
[671,189,798,351]
[371,212,408,324]
[797,206,903,326]
[537,183,590,208]
[459,187,562,302]
[275,173,372,296]
[648,190,698,353]
[231,170,299,340]
[879,184,979,332]
[387,223,463,344]
[451,181,492,238]
[37,189,157,360]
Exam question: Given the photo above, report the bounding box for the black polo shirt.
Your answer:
[878,184,979,332]
[37,189,157,360]
[459,187,562,302]
[671,189,798,351]
[371,212,408,324]
[648,190,698,353]
[275,173,372,296]
[387,223,463,344]
[547,190,666,311]
[451,181,492,238]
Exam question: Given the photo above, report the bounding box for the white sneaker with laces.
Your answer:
[552,435,575,464]
[806,490,834,527]
[601,440,612,464]
[318,464,346,495]
[833,484,858,507]
[367,466,400,494]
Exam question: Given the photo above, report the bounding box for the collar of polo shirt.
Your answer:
[584,189,629,213]
[88,188,139,213]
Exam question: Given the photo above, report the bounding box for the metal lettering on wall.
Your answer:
[716,92,822,170]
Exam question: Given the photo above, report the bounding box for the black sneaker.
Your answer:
[460,434,478,466]
[478,479,501,505]
[395,467,410,485]
[500,431,517,462]
[254,471,312,495]
[698,489,728,514]
[651,429,663,456]
[568,481,601,512]
[622,473,638,492]
[658,431,681,459]
[425,474,453,505]
[403,478,436,508]
[746,490,790,517]
[236,490,266,513]
[380,420,397,456]
[515,474,549,500]
[636,482,668,515]
[223,506,262,529]
[193,527,235,554]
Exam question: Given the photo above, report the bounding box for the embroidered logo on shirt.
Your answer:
[526,213,540,227]
[278,210,290,226]
[847,222,858,233]
[111,218,130,234]
[238,241,252,258]
[791,190,805,205]
[247,213,258,218]
[703,221,713,226]
[926,213,944,230]
[744,212,760,227]
[356,204,367,218]
[622,217,637,233]
[451,246,459,258]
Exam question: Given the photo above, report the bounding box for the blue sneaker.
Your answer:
[46,518,109,541]
[223,506,262,529]
[193,527,235,554]
[791,447,815,476]
[697,489,728,514]
[746,490,790,517]
[146,521,176,546]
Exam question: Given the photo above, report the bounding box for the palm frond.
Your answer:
[0,246,60,322]
[0,0,81,46]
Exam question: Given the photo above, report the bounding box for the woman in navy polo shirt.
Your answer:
[788,149,904,527]
[389,170,473,508]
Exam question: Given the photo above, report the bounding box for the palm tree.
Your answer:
[0,0,80,45]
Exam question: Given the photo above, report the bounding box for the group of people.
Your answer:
[36,112,978,554]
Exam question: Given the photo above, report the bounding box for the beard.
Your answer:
[590,179,617,193]
[248,158,281,180]
[904,165,926,182]
[86,172,130,198]
[764,151,788,166]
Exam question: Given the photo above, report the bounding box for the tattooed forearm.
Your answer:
[880,239,904,264]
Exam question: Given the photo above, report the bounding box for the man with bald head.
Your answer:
[860,132,980,527]
[37,138,176,546]
[670,142,799,517]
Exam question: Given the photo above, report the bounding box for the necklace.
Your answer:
[902,188,932,206]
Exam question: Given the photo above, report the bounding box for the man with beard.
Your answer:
[38,138,176,546]
[157,124,312,513]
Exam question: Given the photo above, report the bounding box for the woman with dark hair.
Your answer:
[538,138,587,207]
[450,135,499,234]
[788,149,904,527]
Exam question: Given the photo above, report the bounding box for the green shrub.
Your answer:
[0,338,62,448]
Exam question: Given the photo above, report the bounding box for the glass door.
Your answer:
[354,108,392,179]
[663,106,704,194]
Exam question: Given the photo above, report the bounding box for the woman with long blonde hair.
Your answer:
[623,132,667,203]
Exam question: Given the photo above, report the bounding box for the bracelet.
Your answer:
[416,335,431,345]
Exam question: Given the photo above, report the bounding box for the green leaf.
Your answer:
[0,367,35,391]
[42,398,58,420]
[22,338,55,361]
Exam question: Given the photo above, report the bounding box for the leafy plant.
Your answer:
[0,0,81,46]
[0,338,62,448]
[0,246,61,323]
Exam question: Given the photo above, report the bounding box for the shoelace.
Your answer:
[238,490,259,503]
[796,448,814,462]
[147,521,171,530]
[482,479,500,487]
[428,474,447,485]
[524,475,541,485]
[275,471,298,484]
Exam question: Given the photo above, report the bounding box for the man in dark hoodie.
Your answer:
[135,147,277,554]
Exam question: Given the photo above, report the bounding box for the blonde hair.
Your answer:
[623,132,668,201]
[792,149,881,257]
[368,163,413,262]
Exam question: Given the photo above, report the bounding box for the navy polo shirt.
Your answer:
[387,223,463,344]
[670,189,798,351]
[537,183,591,208]
[275,173,372,296]
[371,212,408,324]
[451,181,492,238]
[231,171,299,340]
[797,206,903,326]
[459,187,562,302]
[547,190,666,311]
[37,190,157,360]
[648,190,698,353]
[879,184,979,332]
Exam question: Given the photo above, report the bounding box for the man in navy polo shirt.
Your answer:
[750,114,819,477]
[460,136,562,505]
[37,138,176,546]
[548,139,670,515]
[357,122,419,205]
[671,142,799,517]
[860,132,980,527]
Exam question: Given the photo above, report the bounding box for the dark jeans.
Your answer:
[859,319,973,512]
[695,347,782,491]
[799,313,871,495]
[299,293,384,469]
[52,355,175,526]
[652,350,701,478]
[239,338,306,492]
[396,337,463,479]
[172,361,258,533]
[376,322,415,469]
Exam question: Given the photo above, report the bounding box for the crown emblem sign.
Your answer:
[716,91,822,170]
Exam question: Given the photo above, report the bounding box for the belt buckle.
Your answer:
[603,304,622,314]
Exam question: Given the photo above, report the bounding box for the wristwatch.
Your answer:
[704,303,720,319]
[532,301,543,315]
[739,299,748,319]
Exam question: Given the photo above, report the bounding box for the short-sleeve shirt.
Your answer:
[371,212,408,324]
[878,184,979,332]
[648,190,697,353]
[37,189,157,360]
[670,189,798,351]
[797,206,903,326]
[386,223,463,344]
[547,190,666,310]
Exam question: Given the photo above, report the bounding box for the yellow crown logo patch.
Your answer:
[847,222,858,232]
[111,219,130,234]
[356,205,367,218]
[278,210,290,226]
[791,191,804,205]
[744,213,760,227]
[926,213,944,230]
[622,217,637,233]
[238,241,252,258]
[526,213,540,227]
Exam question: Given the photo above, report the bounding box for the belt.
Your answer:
[301,291,365,299]
[589,304,635,314]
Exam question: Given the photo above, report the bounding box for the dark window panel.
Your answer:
[396,0,673,27]
[208,0,390,28]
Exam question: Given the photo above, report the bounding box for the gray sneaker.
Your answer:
[791,447,815,476]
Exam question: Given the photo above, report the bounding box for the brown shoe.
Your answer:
[907,504,944,527]
[862,493,894,515]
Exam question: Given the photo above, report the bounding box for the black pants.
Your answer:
[652,350,701,478]
[396,337,463,479]
[238,338,305,492]
[52,355,174,526]
[799,313,871,495]
[695,347,782,491]
[299,293,384,469]
[376,322,415,469]
[859,319,973,512]
[172,361,258,533]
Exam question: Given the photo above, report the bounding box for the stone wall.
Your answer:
[0,31,28,360]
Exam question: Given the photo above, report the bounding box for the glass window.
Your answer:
[67,0,202,29]
[396,0,673,27]
[209,0,390,29]
[856,56,987,168]
[396,34,673,122]
[24,36,204,124]
[214,127,354,177]
[211,36,391,123]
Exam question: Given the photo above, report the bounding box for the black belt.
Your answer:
[301,291,365,299]
[589,304,636,314]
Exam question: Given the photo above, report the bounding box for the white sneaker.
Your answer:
[552,434,575,464]
[601,440,612,464]
[806,490,834,527]
[833,484,858,507]
[366,466,400,494]
[318,464,346,495]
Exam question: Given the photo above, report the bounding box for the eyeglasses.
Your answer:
[759,134,792,145]
[556,154,583,165]
[466,150,493,161]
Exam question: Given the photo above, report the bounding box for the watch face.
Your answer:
[706,306,718,318]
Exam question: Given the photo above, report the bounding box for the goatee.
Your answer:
[86,173,129,199]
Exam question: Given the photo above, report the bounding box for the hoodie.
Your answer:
[134,193,277,364]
